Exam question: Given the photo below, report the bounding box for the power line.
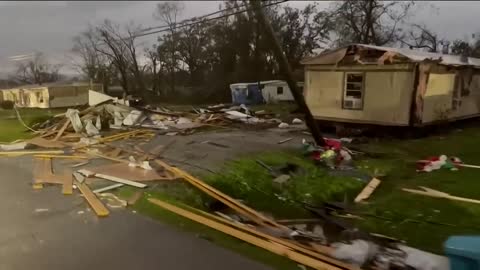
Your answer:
[139,1,250,34]
[129,0,289,40]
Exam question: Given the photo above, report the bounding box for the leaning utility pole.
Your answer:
[249,0,325,146]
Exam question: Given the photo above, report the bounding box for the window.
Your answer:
[277,86,284,95]
[343,72,365,110]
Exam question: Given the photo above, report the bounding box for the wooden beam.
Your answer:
[94,173,147,188]
[76,181,110,217]
[183,205,358,270]
[403,186,480,205]
[53,120,70,141]
[34,155,89,159]
[62,174,73,195]
[250,0,325,146]
[354,178,381,203]
[154,159,287,229]
[148,198,344,270]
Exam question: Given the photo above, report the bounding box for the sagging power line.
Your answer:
[127,0,289,40]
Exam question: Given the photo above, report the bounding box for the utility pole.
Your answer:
[249,0,325,146]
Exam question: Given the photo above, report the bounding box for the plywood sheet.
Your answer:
[88,163,173,181]
[27,137,67,149]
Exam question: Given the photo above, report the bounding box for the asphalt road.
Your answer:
[0,156,272,270]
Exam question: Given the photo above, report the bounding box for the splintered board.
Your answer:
[76,181,110,217]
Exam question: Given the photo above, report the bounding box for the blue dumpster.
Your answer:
[444,236,480,270]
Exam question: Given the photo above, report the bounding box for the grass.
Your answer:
[351,125,480,254]
[0,108,64,142]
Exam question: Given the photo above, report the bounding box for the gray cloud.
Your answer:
[0,1,477,77]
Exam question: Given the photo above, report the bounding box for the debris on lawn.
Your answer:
[402,186,480,205]
[417,155,480,172]
[416,155,462,172]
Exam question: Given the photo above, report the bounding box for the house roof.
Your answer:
[301,44,480,67]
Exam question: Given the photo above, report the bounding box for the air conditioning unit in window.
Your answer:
[343,98,362,109]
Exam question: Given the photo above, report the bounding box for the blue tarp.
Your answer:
[230,83,265,105]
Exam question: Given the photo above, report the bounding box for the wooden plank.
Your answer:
[34,155,89,159]
[53,120,70,141]
[354,178,381,203]
[88,163,167,181]
[154,159,286,229]
[0,150,64,157]
[148,198,344,270]
[62,174,73,195]
[76,181,110,217]
[184,205,358,270]
[403,186,480,204]
[93,183,125,194]
[27,137,67,148]
[94,173,147,188]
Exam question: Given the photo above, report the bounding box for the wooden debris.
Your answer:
[354,178,381,203]
[148,198,347,270]
[76,181,110,217]
[0,150,64,157]
[154,159,287,229]
[403,186,480,205]
[88,162,170,181]
[53,120,70,141]
[93,183,125,194]
[277,137,293,144]
[93,172,147,188]
[72,171,86,183]
[26,137,67,148]
[62,174,73,195]
[34,154,89,159]
[71,161,90,168]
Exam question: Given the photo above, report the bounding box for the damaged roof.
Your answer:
[301,43,480,67]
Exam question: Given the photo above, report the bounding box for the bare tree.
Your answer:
[94,20,133,96]
[401,24,446,53]
[321,0,414,46]
[72,25,114,92]
[14,52,62,85]
[154,2,184,94]
[145,45,160,94]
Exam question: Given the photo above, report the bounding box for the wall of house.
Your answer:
[1,88,49,108]
[262,83,294,103]
[304,64,415,126]
[421,66,480,124]
[48,85,89,108]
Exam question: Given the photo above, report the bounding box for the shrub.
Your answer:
[0,100,14,110]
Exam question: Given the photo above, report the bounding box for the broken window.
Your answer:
[277,86,283,95]
[343,72,364,110]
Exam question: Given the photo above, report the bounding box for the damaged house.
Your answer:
[301,44,480,126]
[1,82,103,108]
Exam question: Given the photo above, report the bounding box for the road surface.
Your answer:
[0,156,272,270]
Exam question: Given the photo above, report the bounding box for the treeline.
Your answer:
[15,0,479,103]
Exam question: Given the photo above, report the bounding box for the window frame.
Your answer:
[342,72,365,110]
[276,86,284,95]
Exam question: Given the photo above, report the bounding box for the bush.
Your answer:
[0,100,14,110]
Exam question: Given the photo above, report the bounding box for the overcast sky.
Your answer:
[0,1,478,77]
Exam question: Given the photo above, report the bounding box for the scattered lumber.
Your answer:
[93,172,147,188]
[277,137,293,144]
[76,181,110,217]
[148,198,347,270]
[93,183,125,194]
[402,186,480,205]
[154,159,288,229]
[354,178,381,203]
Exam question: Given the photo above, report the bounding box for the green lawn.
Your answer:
[351,126,480,254]
[0,108,63,142]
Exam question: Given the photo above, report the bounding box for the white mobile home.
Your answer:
[302,44,480,126]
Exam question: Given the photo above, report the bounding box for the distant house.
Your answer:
[230,80,301,105]
[301,44,480,126]
[1,82,103,108]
